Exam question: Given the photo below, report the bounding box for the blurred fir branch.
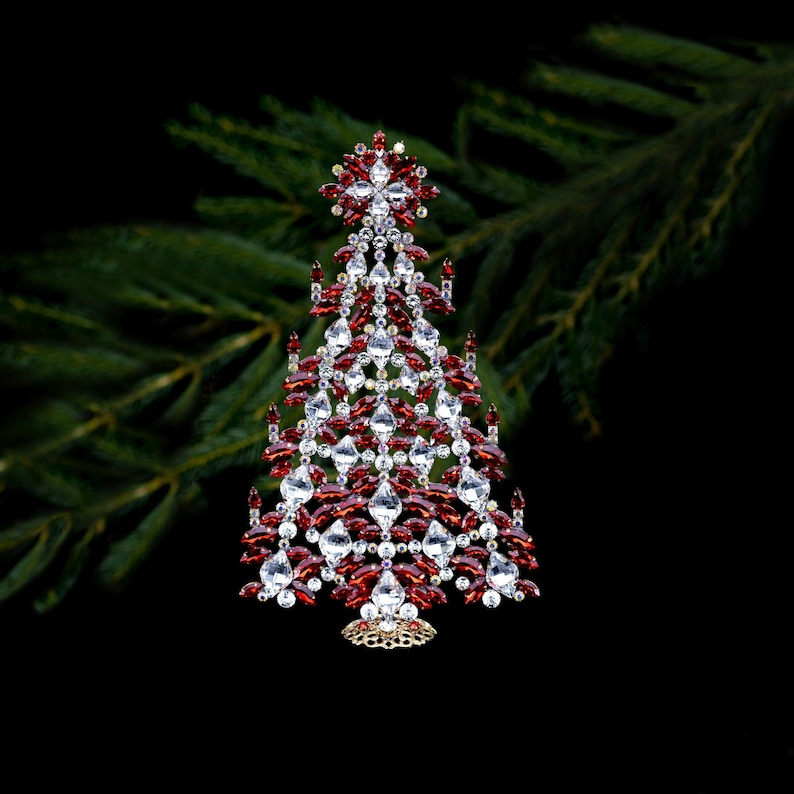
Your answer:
[1,24,792,613]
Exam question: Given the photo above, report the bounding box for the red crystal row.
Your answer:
[240,131,539,636]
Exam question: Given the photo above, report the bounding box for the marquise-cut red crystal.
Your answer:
[421,483,456,503]
[458,391,482,405]
[452,555,485,578]
[517,579,541,597]
[283,371,319,392]
[314,484,352,503]
[345,587,374,610]
[240,525,278,546]
[239,582,263,598]
[435,502,462,529]
[286,546,312,561]
[291,581,316,605]
[417,382,434,402]
[392,207,415,227]
[335,554,366,577]
[269,461,292,478]
[350,334,368,353]
[318,183,345,197]
[349,563,382,587]
[394,334,415,352]
[310,301,338,317]
[501,527,535,551]
[509,549,539,569]
[343,153,369,180]
[400,495,437,520]
[351,475,379,496]
[462,578,486,604]
[391,155,417,179]
[411,554,439,579]
[387,307,412,331]
[445,370,481,392]
[333,245,356,263]
[402,244,429,261]
[471,443,507,467]
[423,298,454,315]
[262,441,298,463]
[283,392,308,407]
[441,465,461,485]
[239,548,268,565]
[404,586,433,610]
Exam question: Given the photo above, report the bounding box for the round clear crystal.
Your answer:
[480,520,498,540]
[278,520,297,540]
[360,602,378,621]
[276,589,296,608]
[482,589,502,608]
[299,438,318,455]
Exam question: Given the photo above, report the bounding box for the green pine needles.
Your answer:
[1,24,792,613]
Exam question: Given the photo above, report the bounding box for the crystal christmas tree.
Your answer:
[239,130,540,648]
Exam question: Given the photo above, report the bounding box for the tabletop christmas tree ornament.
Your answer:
[238,131,540,648]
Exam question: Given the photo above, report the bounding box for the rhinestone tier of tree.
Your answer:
[239,131,540,649]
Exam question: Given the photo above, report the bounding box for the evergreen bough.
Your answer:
[1,24,791,613]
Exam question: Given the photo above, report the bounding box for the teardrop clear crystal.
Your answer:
[456,465,490,511]
[325,317,352,356]
[280,464,314,508]
[319,519,353,567]
[368,478,402,531]
[259,548,293,597]
[367,327,394,369]
[486,551,519,597]
[422,519,456,568]
[371,569,405,618]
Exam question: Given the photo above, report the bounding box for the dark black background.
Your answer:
[3,10,791,790]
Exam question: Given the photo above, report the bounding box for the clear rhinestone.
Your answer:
[371,569,405,618]
[370,401,397,441]
[324,317,352,356]
[276,589,296,608]
[368,478,402,531]
[485,551,519,597]
[259,549,293,597]
[319,519,353,567]
[482,589,502,608]
[412,317,439,354]
[422,520,456,568]
[435,389,462,425]
[305,390,332,427]
[280,464,314,508]
[456,466,490,511]
[331,435,360,473]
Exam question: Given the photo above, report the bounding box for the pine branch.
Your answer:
[1,22,792,614]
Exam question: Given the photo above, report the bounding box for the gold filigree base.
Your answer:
[341,617,437,649]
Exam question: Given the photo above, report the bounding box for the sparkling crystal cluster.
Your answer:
[239,131,540,648]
